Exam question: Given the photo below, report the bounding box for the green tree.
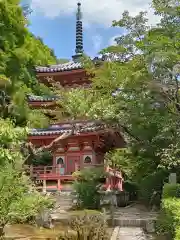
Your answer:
[53,0,180,202]
[0,1,58,235]
[0,0,57,128]
[0,119,54,236]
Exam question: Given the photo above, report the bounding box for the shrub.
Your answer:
[175,228,180,240]
[58,211,109,240]
[162,183,180,199]
[73,167,105,182]
[156,184,180,240]
[73,180,100,209]
[123,180,139,201]
[73,168,104,209]
[9,192,54,224]
[138,169,168,206]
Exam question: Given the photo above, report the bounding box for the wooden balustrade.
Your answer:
[25,165,73,180]
[24,164,122,182]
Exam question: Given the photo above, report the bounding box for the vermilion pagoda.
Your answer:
[27,3,125,192]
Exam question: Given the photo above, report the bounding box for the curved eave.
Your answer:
[29,126,104,137]
[35,53,121,73]
[35,61,83,73]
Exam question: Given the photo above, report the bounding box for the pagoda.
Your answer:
[27,3,125,192]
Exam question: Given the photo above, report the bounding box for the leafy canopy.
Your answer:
[60,0,180,177]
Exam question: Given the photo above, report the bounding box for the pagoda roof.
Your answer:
[35,54,121,73]
[29,122,104,136]
[36,61,82,73]
[27,95,59,102]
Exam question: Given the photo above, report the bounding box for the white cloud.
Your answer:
[92,35,103,52]
[109,35,120,46]
[86,35,102,57]
[30,0,160,28]
[109,29,129,46]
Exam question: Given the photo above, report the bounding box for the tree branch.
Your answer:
[24,125,77,165]
[37,131,74,153]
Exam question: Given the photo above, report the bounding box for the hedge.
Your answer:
[162,184,180,199]
[156,184,180,240]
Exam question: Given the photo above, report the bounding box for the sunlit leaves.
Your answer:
[61,88,95,119]
[61,0,180,175]
[0,118,27,147]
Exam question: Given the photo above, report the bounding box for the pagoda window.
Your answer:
[56,157,64,165]
[84,156,92,164]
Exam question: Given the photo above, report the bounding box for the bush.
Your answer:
[123,180,139,201]
[73,168,104,209]
[162,183,180,199]
[156,184,180,240]
[138,169,168,206]
[9,192,54,224]
[73,180,100,209]
[175,228,180,240]
[73,167,105,182]
[58,211,109,240]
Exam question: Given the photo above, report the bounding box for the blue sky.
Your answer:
[26,0,159,60]
[28,13,121,59]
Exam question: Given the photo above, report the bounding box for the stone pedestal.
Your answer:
[43,180,46,193]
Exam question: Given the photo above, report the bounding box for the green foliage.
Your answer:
[176,228,180,240]
[0,118,27,146]
[0,0,56,128]
[0,0,61,236]
[105,148,134,178]
[157,184,180,239]
[10,193,54,224]
[73,181,100,209]
[139,170,168,206]
[0,165,54,229]
[58,212,109,240]
[162,183,180,199]
[60,0,180,198]
[0,118,53,235]
[123,180,139,201]
[57,58,70,64]
[0,118,27,166]
[73,168,104,209]
[73,167,105,181]
[32,151,53,166]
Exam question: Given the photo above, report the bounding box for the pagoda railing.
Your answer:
[24,164,122,180]
[25,164,104,178]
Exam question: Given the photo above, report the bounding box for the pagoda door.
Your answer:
[66,156,80,175]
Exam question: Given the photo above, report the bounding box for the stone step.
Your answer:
[111,227,147,240]
[113,218,155,230]
[118,227,146,240]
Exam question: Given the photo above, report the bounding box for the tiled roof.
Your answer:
[35,54,121,73]
[29,123,104,136]
[35,61,82,73]
[27,95,59,102]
